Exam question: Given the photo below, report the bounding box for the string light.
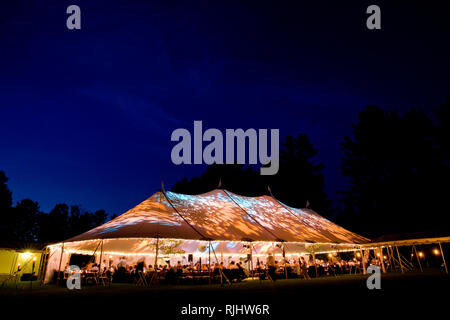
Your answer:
[433,249,440,255]
[46,237,365,260]
[46,238,364,248]
[418,252,424,258]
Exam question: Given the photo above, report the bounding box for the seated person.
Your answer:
[91,263,99,272]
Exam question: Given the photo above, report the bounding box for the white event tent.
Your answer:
[44,189,369,282]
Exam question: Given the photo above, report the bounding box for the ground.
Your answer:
[1,270,448,319]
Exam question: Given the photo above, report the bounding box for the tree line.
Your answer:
[0,172,110,243]
[1,99,449,241]
[173,99,450,239]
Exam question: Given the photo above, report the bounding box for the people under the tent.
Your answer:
[58,251,388,286]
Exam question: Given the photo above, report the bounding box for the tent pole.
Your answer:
[56,242,64,287]
[220,241,223,286]
[386,246,394,271]
[409,246,414,264]
[438,242,448,274]
[385,247,391,271]
[395,246,404,273]
[272,243,275,259]
[360,248,366,274]
[37,247,47,285]
[390,246,397,270]
[9,251,18,276]
[149,238,160,286]
[249,243,254,278]
[209,242,230,286]
[283,243,287,280]
[312,250,318,277]
[210,241,223,286]
[387,246,394,270]
[413,245,423,272]
[98,239,104,280]
[208,241,212,285]
[154,238,159,269]
[378,247,386,273]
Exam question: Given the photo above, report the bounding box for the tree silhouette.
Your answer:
[38,204,109,243]
[0,170,12,210]
[172,134,331,216]
[0,171,13,240]
[337,103,450,238]
[11,199,40,242]
[37,203,70,242]
[0,170,110,243]
[268,134,331,215]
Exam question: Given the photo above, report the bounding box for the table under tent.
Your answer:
[43,189,370,283]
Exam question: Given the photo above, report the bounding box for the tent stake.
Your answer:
[438,242,448,274]
[413,245,423,272]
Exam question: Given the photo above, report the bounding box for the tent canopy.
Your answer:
[66,189,369,244]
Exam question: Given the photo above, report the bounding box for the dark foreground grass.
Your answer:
[1,271,448,319]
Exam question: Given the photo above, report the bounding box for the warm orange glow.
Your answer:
[66,189,369,244]
[433,249,440,255]
[22,252,31,259]
[328,253,333,258]
[418,252,424,258]
[376,253,380,257]
[356,252,361,257]
[32,257,37,261]
[383,255,387,259]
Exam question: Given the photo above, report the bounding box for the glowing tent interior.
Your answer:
[44,189,369,282]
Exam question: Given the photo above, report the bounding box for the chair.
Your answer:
[136,270,148,286]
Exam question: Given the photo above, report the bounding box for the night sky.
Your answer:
[1,1,449,215]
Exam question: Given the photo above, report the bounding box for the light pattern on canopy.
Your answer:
[65,189,369,244]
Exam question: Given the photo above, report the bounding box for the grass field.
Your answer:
[1,270,448,319]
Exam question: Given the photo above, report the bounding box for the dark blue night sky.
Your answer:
[1,1,449,215]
